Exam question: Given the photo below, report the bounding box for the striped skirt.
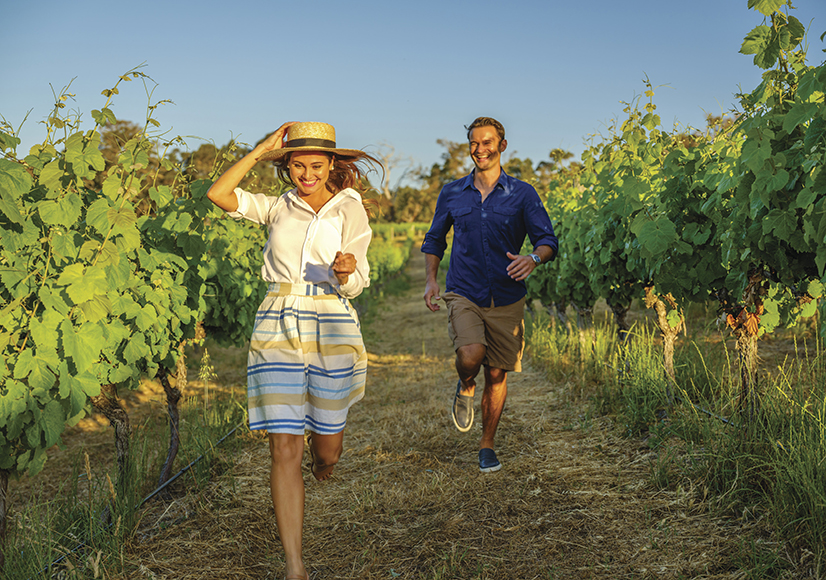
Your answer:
[247,282,367,435]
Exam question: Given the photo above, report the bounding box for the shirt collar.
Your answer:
[287,187,360,215]
[463,168,511,194]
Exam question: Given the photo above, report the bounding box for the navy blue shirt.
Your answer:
[421,170,558,307]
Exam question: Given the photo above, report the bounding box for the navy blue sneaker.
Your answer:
[478,448,501,473]
[451,381,474,432]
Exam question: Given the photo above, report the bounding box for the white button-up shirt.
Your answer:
[229,187,371,299]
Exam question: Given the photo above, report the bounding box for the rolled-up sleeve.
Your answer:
[420,187,453,259]
[227,187,273,224]
[329,194,372,299]
[524,188,558,260]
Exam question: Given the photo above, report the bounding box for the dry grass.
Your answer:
[15,249,799,579]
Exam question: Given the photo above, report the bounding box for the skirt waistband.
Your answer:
[267,282,337,297]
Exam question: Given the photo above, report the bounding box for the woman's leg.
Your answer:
[269,433,307,578]
[308,430,344,481]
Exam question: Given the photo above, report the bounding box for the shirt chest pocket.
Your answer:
[490,205,519,231]
[451,206,474,232]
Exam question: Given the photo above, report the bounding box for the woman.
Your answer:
[207,121,380,580]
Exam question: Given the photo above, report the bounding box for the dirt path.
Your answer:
[124,249,760,580]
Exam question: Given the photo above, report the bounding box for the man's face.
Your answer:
[469,126,507,172]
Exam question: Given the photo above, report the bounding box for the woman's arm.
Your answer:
[206,122,295,212]
[332,195,372,299]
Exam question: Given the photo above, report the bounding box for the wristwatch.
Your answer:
[529,253,541,265]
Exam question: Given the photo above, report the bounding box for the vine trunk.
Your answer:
[572,304,594,361]
[643,287,684,402]
[550,299,569,329]
[736,331,759,419]
[157,350,186,488]
[90,384,132,494]
[609,301,631,344]
[0,469,7,569]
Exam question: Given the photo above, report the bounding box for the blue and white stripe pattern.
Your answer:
[247,282,367,435]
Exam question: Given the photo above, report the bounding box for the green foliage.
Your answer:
[723,3,826,335]
[653,131,738,304]
[2,360,246,578]
[350,223,420,313]
[0,68,211,479]
[536,1,825,344]
[578,80,665,314]
[526,3,826,556]
[740,2,805,69]
[367,238,408,285]
[199,193,270,347]
[525,149,594,314]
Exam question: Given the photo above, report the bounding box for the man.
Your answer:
[421,117,558,473]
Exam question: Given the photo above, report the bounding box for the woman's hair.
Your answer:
[274,151,383,217]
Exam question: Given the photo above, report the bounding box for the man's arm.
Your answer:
[423,253,443,311]
[522,184,559,259]
[421,182,456,312]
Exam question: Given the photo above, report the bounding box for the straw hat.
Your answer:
[259,122,364,161]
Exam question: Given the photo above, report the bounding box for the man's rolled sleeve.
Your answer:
[420,192,452,259]
[524,191,558,259]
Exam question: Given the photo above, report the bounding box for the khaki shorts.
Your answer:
[443,293,525,372]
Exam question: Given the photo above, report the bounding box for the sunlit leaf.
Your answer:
[740,25,771,55]
[747,0,786,16]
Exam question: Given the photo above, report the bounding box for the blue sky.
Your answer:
[3,0,826,187]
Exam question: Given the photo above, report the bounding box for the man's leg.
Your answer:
[451,343,485,432]
[480,366,507,450]
[456,343,486,396]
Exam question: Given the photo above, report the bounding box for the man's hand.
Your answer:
[333,251,356,286]
[424,279,442,312]
[505,252,537,282]
[423,253,443,312]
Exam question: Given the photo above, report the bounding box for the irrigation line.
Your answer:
[139,421,244,506]
[673,395,734,426]
[607,358,736,427]
[30,421,245,580]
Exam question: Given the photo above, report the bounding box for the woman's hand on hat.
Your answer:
[258,122,297,155]
[209,122,297,210]
[332,251,356,285]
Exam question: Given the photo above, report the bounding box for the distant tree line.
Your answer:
[94,120,584,223]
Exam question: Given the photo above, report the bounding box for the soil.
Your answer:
[10,248,796,579]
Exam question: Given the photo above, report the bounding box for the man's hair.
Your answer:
[465,117,505,142]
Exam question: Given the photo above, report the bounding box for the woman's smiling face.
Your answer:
[288,152,334,196]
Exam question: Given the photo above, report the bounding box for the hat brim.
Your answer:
[259,146,366,161]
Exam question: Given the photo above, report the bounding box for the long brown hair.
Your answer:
[274,151,383,217]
